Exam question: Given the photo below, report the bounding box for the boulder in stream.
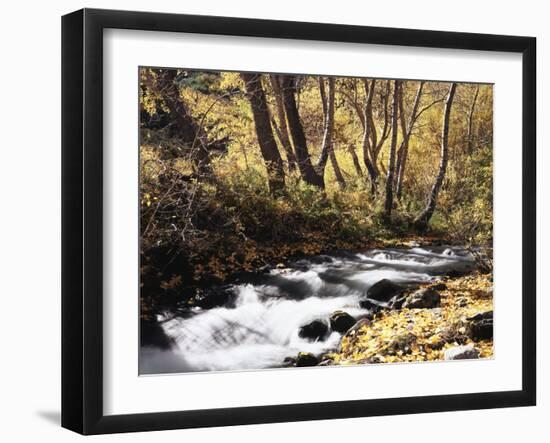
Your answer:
[366,279,405,302]
[193,285,237,309]
[402,287,441,309]
[283,356,297,367]
[298,319,329,341]
[296,352,320,367]
[359,299,383,313]
[346,317,371,336]
[330,311,357,334]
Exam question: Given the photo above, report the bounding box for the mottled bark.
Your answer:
[415,83,458,230]
[241,73,286,194]
[384,80,401,218]
[316,77,335,175]
[269,75,297,172]
[279,74,324,188]
[348,144,364,177]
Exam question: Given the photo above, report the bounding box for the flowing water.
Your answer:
[140,246,476,374]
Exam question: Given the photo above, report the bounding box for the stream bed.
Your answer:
[140,246,476,374]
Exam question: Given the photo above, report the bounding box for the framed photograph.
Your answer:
[62,8,536,435]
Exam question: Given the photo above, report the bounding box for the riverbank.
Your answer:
[324,272,493,366]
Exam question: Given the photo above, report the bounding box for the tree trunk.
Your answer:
[241,73,286,194]
[279,74,324,188]
[415,83,458,230]
[396,81,424,199]
[371,80,392,171]
[384,80,401,218]
[348,144,364,177]
[153,69,212,175]
[361,79,379,191]
[317,77,346,189]
[395,83,408,189]
[329,147,346,189]
[466,85,480,154]
[269,75,297,172]
[316,77,335,175]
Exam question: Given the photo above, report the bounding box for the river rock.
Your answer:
[296,352,319,367]
[430,282,447,291]
[318,357,334,366]
[330,311,357,334]
[347,317,371,336]
[283,356,296,367]
[359,299,383,313]
[402,287,441,309]
[386,332,417,354]
[193,285,236,309]
[390,294,408,310]
[444,345,480,360]
[366,279,404,302]
[298,319,329,341]
[467,311,493,340]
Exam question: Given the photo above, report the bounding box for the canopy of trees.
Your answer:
[139,68,493,305]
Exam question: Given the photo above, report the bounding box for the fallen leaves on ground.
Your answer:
[329,273,493,365]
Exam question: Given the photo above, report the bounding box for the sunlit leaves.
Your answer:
[331,273,494,365]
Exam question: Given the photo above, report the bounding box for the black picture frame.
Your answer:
[62,8,536,435]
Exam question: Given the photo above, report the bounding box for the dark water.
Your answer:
[140,246,475,374]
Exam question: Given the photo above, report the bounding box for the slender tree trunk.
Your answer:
[361,79,379,191]
[329,146,346,189]
[279,74,324,188]
[415,83,458,230]
[384,80,401,218]
[371,80,392,171]
[396,81,424,199]
[269,75,297,172]
[316,77,335,175]
[241,73,286,194]
[153,69,212,175]
[317,77,346,189]
[395,83,408,189]
[318,76,328,117]
[466,85,480,154]
[348,144,364,177]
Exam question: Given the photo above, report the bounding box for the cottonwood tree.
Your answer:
[241,73,286,194]
[269,75,298,172]
[395,81,425,199]
[415,82,458,230]
[466,85,480,154]
[384,80,401,218]
[317,77,346,188]
[347,144,364,178]
[279,74,324,188]
[355,79,393,192]
[360,79,379,190]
